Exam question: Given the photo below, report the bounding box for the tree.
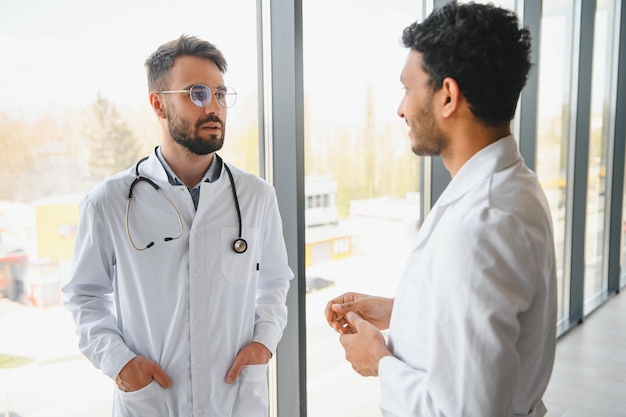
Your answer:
[0,113,35,200]
[85,93,140,180]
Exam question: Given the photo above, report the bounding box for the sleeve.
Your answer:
[379,208,536,417]
[252,188,294,355]
[61,196,136,379]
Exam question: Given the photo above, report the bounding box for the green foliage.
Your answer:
[0,113,35,200]
[0,353,33,369]
[303,89,420,219]
[0,112,87,201]
[85,93,141,180]
[0,95,143,202]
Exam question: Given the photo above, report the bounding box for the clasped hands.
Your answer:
[324,292,394,377]
[115,341,271,392]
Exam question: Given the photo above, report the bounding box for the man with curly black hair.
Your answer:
[326,3,557,416]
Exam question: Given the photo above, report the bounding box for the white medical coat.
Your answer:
[379,136,557,417]
[63,151,293,417]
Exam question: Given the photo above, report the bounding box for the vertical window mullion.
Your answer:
[608,0,626,293]
[564,0,595,323]
[257,0,306,416]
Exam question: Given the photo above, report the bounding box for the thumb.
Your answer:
[345,311,364,330]
[332,300,358,314]
[226,354,246,384]
[151,365,173,389]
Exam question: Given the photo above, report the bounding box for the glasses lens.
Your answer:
[217,87,237,108]
[189,85,211,107]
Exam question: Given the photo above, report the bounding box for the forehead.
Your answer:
[400,50,429,84]
[169,55,224,87]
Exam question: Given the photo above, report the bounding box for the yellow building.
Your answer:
[0,195,81,307]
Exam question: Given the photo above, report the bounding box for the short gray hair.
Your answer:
[144,34,227,91]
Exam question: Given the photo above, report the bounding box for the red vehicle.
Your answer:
[0,250,28,301]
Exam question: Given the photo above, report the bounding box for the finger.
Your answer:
[115,375,129,392]
[327,311,351,334]
[332,300,358,317]
[325,292,357,316]
[332,298,363,316]
[325,302,347,333]
[226,354,247,384]
[326,295,349,317]
[324,300,337,323]
[150,364,173,389]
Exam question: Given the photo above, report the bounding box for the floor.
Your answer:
[543,291,626,417]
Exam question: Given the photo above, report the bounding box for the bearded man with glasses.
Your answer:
[63,34,293,417]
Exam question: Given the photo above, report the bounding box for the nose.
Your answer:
[397,97,405,119]
[204,94,224,115]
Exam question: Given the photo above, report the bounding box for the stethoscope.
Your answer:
[125,152,247,254]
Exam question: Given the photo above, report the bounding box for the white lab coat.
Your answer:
[62,150,293,417]
[379,136,557,417]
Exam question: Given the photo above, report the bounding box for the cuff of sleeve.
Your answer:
[378,355,405,415]
[100,343,137,380]
[378,355,397,381]
[253,323,282,356]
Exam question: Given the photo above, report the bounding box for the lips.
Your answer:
[200,123,221,131]
[198,117,223,132]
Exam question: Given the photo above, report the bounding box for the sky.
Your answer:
[0,0,419,127]
[0,0,258,116]
[0,0,610,125]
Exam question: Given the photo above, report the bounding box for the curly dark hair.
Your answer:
[401,2,532,126]
[144,34,227,92]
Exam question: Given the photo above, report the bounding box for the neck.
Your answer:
[442,122,511,178]
[161,141,214,188]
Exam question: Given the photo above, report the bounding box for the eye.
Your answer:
[189,86,211,106]
[216,87,228,100]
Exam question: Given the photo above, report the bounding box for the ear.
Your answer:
[149,91,168,120]
[439,77,461,119]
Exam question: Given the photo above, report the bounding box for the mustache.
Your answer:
[196,115,224,129]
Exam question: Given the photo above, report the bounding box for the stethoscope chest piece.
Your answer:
[233,238,248,254]
[128,151,248,254]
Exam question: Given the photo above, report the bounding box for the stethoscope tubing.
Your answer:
[223,163,248,253]
[126,152,247,253]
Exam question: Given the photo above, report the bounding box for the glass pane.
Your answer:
[535,0,575,326]
[303,1,421,415]
[0,1,258,415]
[583,0,614,313]
[622,140,626,288]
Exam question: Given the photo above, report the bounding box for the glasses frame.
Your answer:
[156,84,237,108]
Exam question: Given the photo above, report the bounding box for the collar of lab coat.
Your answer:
[437,135,520,207]
[411,135,521,251]
[138,147,225,189]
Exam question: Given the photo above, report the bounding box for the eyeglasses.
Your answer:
[156,84,237,108]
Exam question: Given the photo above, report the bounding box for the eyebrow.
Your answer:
[185,83,227,89]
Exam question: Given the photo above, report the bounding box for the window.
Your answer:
[0,1,258,415]
[583,0,617,313]
[622,145,626,287]
[535,0,576,327]
[302,1,421,415]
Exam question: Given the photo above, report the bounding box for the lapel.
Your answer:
[408,135,522,254]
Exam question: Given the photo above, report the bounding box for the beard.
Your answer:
[408,95,448,156]
[166,107,225,156]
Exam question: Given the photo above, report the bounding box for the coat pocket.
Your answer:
[220,227,259,284]
[232,364,269,417]
[114,380,170,417]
